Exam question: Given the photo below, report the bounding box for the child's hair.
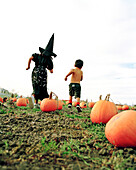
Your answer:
[75,59,83,69]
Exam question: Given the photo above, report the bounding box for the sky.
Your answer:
[0,0,136,105]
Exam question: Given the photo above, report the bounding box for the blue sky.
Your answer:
[0,0,136,105]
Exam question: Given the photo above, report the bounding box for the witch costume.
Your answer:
[31,34,57,101]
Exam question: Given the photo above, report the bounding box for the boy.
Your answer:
[64,59,83,112]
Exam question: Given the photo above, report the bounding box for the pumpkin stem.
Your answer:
[52,92,58,99]
[99,95,102,100]
[51,91,59,109]
[49,92,53,99]
[105,94,110,101]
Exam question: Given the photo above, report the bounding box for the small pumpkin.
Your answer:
[88,101,95,108]
[11,98,17,102]
[0,97,3,103]
[57,100,63,110]
[122,105,129,110]
[105,110,136,147]
[72,101,77,107]
[40,92,57,112]
[17,98,27,106]
[90,94,118,124]
[116,105,122,111]
[80,102,87,108]
[66,101,69,105]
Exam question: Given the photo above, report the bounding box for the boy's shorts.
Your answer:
[69,83,81,98]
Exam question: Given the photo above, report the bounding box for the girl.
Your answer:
[26,34,57,106]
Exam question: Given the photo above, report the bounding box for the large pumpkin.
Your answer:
[17,98,27,106]
[90,94,118,124]
[40,92,57,112]
[105,110,136,147]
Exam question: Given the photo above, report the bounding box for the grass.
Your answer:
[39,105,136,169]
[0,103,136,169]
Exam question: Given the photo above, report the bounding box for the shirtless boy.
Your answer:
[64,59,83,112]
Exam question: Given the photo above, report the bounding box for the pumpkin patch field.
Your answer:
[0,99,136,169]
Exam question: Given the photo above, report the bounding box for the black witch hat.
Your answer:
[39,33,57,57]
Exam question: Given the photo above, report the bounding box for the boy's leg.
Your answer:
[76,97,80,105]
[76,97,82,112]
[68,96,72,108]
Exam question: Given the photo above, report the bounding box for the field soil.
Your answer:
[0,105,136,170]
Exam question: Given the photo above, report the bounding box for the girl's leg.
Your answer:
[34,94,38,104]
[35,99,38,104]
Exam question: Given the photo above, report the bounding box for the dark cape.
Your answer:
[32,53,53,100]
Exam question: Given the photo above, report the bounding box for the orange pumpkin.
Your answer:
[122,105,129,110]
[116,105,122,111]
[0,97,3,103]
[57,100,63,110]
[11,98,17,102]
[105,110,136,147]
[17,98,27,106]
[62,101,65,106]
[80,102,87,108]
[88,102,95,108]
[72,101,77,107]
[66,101,69,105]
[40,92,57,112]
[90,94,118,124]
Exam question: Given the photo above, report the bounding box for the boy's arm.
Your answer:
[64,69,74,81]
[81,71,83,81]
[26,56,34,70]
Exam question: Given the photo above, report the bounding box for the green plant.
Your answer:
[41,137,59,153]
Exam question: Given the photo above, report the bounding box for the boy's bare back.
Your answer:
[65,67,83,84]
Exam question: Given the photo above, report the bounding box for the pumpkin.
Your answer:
[26,98,29,104]
[66,101,69,105]
[88,101,95,108]
[0,97,3,103]
[105,110,136,147]
[72,101,77,107]
[80,102,87,108]
[116,105,122,111]
[57,100,63,110]
[131,106,136,110]
[90,94,118,124]
[17,98,27,106]
[40,92,57,112]
[62,101,65,105]
[122,105,129,110]
[11,98,17,102]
